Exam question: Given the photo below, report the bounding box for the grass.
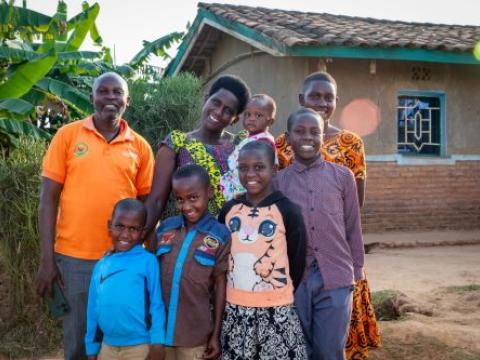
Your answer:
[446,284,480,293]
[371,289,404,321]
[370,330,480,360]
[0,317,62,359]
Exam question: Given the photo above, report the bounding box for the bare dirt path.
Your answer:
[366,244,480,360]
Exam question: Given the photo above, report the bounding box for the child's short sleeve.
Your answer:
[212,234,231,278]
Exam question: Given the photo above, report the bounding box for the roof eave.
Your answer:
[166,7,479,77]
[288,45,478,65]
[165,8,288,77]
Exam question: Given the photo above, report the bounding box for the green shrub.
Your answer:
[125,73,203,151]
[0,138,62,358]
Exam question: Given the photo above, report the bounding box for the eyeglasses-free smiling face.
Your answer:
[92,75,130,123]
[287,112,324,166]
[108,210,145,252]
[299,80,337,122]
[238,149,275,204]
[172,176,212,229]
[201,88,240,133]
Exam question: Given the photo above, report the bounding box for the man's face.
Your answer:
[91,75,130,122]
[299,80,337,122]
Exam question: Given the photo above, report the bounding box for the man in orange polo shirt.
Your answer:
[36,72,154,360]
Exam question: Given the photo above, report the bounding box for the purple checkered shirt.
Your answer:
[273,157,365,290]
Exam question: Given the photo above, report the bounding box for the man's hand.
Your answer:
[36,258,61,297]
[203,336,221,359]
[148,344,165,360]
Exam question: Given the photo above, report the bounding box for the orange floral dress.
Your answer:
[275,130,380,360]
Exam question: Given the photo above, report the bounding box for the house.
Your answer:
[167,2,480,233]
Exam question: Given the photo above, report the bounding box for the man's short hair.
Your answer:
[111,198,147,225]
[208,75,251,115]
[239,140,276,166]
[93,72,129,94]
[287,107,323,132]
[172,164,210,188]
[303,71,337,93]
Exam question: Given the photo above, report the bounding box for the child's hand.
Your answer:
[203,337,221,359]
[87,356,98,360]
[148,344,165,360]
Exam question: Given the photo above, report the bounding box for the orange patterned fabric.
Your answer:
[346,279,381,359]
[275,130,366,180]
[275,130,380,359]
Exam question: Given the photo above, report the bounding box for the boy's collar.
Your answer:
[292,156,325,172]
[180,211,215,232]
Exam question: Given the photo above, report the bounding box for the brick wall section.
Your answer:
[362,161,480,233]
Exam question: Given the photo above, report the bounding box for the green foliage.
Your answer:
[0,138,61,358]
[0,1,110,147]
[125,73,203,150]
[446,284,480,293]
[371,289,404,321]
[129,31,184,70]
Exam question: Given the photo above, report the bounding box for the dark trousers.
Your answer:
[55,253,97,360]
[294,262,353,360]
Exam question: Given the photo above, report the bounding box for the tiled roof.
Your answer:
[199,2,480,52]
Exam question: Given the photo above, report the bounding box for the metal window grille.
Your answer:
[397,96,441,155]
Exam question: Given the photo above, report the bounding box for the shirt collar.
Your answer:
[180,211,215,233]
[83,116,134,142]
[292,156,325,173]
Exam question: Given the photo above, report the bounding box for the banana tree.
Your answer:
[0,0,114,147]
[129,31,184,81]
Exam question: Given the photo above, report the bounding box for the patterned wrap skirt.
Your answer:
[221,303,308,360]
[346,278,381,359]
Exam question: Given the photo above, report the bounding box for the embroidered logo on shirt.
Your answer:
[160,231,175,245]
[100,269,125,283]
[123,149,139,160]
[73,142,89,157]
[203,235,219,249]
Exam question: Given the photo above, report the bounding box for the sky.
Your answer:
[25,0,480,66]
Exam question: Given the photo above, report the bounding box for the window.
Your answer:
[397,91,445,156]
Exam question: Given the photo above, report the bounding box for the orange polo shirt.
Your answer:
[41,116,154,260]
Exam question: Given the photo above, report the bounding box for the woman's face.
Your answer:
[201,88,239,132]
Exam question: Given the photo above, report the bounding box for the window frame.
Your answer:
[396,90,447,157]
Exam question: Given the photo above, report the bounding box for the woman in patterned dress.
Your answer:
[275,71,380,360]
[145,75,251,238]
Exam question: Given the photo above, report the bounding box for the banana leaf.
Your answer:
[0,118,51,140]
[0,98,34,120]
[0,46,100,63]
[36,77,92,116]
[129,32,183,69]
[0,3,52,35]
[0,50,57,99]
[65,3,101,51]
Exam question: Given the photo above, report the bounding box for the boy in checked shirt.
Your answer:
[274,107,365,360]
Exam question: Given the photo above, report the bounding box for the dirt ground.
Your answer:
[15,242,480,360]
[366,244,480,360]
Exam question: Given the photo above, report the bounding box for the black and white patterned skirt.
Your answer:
[221,303,308,360]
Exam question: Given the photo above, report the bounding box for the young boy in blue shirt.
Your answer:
[85,199,165,360]
[156,164,231,360]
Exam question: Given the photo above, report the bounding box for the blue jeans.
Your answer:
[294,262,353,360]
[55,254,97,360]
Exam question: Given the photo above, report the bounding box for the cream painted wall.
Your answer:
[198,33,480,155]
